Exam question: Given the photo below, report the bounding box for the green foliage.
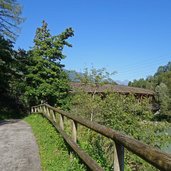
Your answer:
[24,21,74,107]
[71,91,102,121]
[71,67,117,121]
[25,114,86,171]
[0,36,26,115]
[128,78,147,88]
[101,94,153,130]
[76,67,117,85]
[129,61,171,116]
[0,20,74,117]
[69,67,170,170]
[0,35,14,93]
[78,130,112,170]
[155,62,171,75]
[33,21,73,62]
[61,85,171,170]
[70,91,171,170]
[155,83,171,114]
[0,0,24,40]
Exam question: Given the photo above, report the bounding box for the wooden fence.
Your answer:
[31,103,171,171]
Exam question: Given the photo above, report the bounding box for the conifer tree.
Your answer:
[25,21,74,107]
[0,0,24,40]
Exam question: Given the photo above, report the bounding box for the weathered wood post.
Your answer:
[45,106,48,116]
[43,105,46,115]
[59,114,64,130]
[31,107,34,113]
[72,120,77,143]
[44,106,46,115]
[48,109,52,118]
[69,120,78,159]
[114,142,124,171]
[33,107,35,113]
[44,106,49,117]
[45,106,49,117]
[51,110,56,122]
[39,106,41,113]
[40,106,43,113]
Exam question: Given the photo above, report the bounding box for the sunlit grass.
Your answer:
[25,114,85,171]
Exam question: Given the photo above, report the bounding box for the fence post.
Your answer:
[44,106,49,117]
[39,106,41,113]
[59,114,64,130]
[72,120,77,143]
[51,110,57,122]
[114,142,124,171]
[43,105,46,115]
[40,106,42,112]
[31,107,33,113]
[45,106,47,115]
[47,108,51,117]
[45,106,48,116]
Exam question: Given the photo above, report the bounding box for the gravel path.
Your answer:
[0,120,41,171]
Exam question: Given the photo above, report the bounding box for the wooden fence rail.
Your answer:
[31,103,171,171]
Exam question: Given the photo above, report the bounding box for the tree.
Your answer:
[0,0,24,40]
[0,35,14,93]
[76,67,116,86]
[0,35,14,111]
[70,82,160,170]
[74,67,116,121]
[25,21,74,107]
[129,61,171,116]
[0,35,26,115]
[128,78,149,89]
[155,83,171,114]
[72,68,116,121]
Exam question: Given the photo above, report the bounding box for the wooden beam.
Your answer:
[33,104,171,171]
[114,142,124,171]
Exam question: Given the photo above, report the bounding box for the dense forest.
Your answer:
[129,62,171,115]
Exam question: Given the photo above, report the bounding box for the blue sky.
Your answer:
[15,0,171,83]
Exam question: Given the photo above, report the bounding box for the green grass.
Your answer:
[25,114,86,171]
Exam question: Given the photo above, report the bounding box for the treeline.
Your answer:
[129,62,171,115]
[0,19,74,117]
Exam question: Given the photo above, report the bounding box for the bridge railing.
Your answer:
[31,103,171,171]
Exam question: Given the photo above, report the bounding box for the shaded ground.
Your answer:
[0,119,41,171]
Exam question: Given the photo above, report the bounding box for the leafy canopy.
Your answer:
[25,21,74,107]
[129,61,171,115]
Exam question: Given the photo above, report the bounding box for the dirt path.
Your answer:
[0,120,41,171]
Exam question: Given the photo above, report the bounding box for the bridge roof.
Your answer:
[70,82,155,95]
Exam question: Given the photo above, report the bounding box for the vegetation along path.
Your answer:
[0,119,41,171]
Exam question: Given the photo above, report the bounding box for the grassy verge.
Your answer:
[25,114,86,171]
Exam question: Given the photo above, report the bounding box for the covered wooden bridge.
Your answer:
[70,82,155,99]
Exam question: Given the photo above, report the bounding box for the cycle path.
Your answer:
[0,119,41,171]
